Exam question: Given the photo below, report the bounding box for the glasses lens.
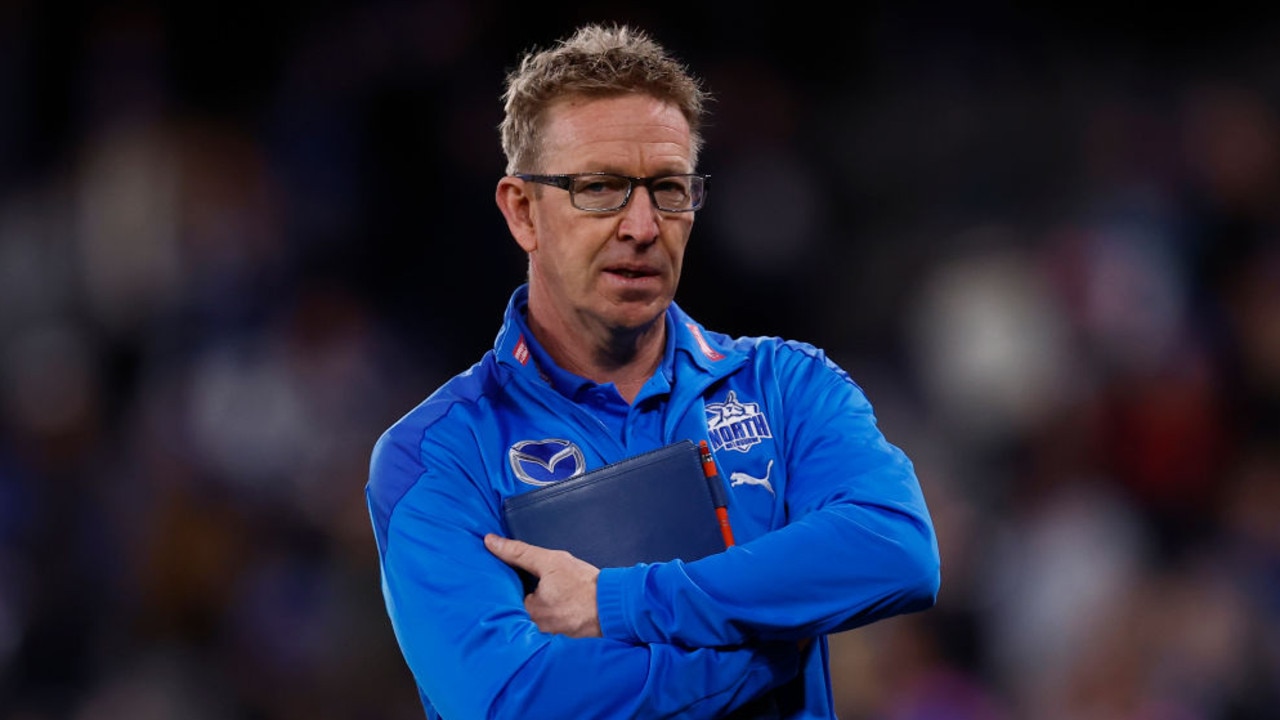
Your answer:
[569,174,631,210]
[652,175,703,211]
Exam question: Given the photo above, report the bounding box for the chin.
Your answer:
[605,302,668,333]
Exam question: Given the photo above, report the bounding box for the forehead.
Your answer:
[540,94,693,171]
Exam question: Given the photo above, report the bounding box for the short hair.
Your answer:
[499,23,709,175]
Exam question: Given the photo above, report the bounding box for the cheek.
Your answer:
[530,210,571,258]
[534,225,596,279]
[667,225,693,266]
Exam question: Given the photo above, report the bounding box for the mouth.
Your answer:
[604,265,660,280]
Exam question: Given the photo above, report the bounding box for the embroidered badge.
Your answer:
[508,439,584,486]
[705,391,773,453]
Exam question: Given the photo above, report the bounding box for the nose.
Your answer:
[618,184,661,244]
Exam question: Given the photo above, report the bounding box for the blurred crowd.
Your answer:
[1,2,1278,719]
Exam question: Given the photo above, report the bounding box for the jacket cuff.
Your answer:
[596,566,639,643]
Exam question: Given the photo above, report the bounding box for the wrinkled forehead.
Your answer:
[539,94,693,172]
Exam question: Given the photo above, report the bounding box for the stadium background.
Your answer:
[1,2,1278,717]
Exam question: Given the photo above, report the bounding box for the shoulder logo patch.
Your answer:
[508,439,584,486]
[705,391,773,453]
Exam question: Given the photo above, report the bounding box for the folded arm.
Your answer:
[369,431,801,719]
[597,346,941,649]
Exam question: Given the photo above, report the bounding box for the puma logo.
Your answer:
[729,460,775,495]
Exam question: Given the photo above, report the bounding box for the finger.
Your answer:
[484,533,539,572]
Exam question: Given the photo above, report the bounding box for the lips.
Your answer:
[604,265,660,279]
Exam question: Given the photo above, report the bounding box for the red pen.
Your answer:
[698,440,736,548]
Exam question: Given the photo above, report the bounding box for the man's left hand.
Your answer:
[484,533,602,638]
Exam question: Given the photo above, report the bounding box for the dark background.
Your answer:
[1,2,1279,718]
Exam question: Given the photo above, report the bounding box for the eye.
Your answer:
[652,176,691,195]
[573,175,629,196]
[651,176,694,207]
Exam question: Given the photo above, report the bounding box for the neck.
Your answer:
[527,309,665,405]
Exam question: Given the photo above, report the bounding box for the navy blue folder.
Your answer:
[502,440,727,590]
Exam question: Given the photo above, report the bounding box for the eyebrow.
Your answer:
[564,169,694,177]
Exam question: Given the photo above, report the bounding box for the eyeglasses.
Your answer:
[514,172,710,213]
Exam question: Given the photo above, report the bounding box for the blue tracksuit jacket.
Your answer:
[367,285,940,719]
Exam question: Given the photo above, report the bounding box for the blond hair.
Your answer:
[499,23,709,174]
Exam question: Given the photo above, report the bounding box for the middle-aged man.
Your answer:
[367,23,941,719]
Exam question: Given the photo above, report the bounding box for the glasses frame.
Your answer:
[514,172,710,213]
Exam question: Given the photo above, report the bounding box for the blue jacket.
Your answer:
[367,285,940,719]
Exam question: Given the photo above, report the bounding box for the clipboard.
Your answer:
[502,440,729,591]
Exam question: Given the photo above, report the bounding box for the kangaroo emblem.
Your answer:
[729,460,775,495]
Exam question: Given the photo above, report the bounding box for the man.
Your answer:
[367,23,940,719]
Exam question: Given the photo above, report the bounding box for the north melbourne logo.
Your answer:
[508,439,585,486]
[705,391,773,453]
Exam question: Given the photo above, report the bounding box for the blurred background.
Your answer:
[1,1,1278,718]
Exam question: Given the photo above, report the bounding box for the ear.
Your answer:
[496,177,538,253]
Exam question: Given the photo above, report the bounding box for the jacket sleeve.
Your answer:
[367,420,801,720]
[595,342,941,649]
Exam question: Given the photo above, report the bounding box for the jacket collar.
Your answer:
[493,284,746,391]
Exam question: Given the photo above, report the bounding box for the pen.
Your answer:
[698,440,736,548]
